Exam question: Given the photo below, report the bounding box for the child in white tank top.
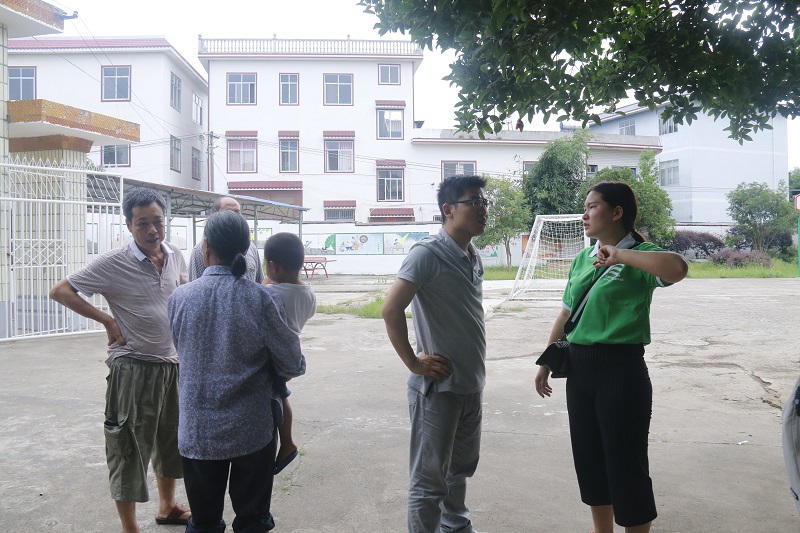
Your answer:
[263,233,317,474]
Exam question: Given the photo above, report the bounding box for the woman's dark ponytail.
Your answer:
[204,210,251,277]
[631,229,647,243]
[231,252,247,278]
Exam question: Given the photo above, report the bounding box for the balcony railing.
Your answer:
[198,37,423,57]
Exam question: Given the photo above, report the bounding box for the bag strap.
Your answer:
[563,266,607,334]
[562,237,645,334]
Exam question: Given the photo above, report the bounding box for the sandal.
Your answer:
[155,502,191,525]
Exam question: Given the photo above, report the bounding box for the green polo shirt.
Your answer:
[562,236,669,346]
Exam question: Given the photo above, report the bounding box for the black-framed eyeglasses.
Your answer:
[449,198,492,208]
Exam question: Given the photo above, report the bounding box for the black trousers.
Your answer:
[566,343,657,527]
[182,433,277,533]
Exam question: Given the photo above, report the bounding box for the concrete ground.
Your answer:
[1,276,798,532]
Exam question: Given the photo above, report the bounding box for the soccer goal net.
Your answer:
[509,214,589,300]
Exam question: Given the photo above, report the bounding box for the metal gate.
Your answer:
[0,158,124,340]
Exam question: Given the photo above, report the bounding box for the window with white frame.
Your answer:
[227,73,256,104]
[377,109,403,139]
[170,72,181,111]
[659,159,679,186]
[611,166,638,179]
[442,161,477,179]
[325,208,355,222]
[191,147,202,181]
[9,67,35,100]
[192,93,203,125]
[523,161,536,175]
[170,136,181,172]
[659,116,678,135]
[102,66,130,101]
[101,145,130,167]
[618,118,636,135]
[324,140,354,172]
[227,138,257,172]
[587,164,598,178]
[280,140,299,172]
[324,74,353,105]
[378,169,404,201]
[379,64,400,85]
[280,73,299,105]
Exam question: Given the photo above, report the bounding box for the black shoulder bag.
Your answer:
[535,267,608,378]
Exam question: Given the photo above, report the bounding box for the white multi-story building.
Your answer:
[8,36,208,189]
[198,37,422,220]
[588,103,789,223]
[199,37,661,223]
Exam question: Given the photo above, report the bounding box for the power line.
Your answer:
[67,19,202,138]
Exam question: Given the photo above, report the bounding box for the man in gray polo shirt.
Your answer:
[382,175,489,533]
[188,196,263,283]
[49,188,190,532]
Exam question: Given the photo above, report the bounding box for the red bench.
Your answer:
[303,256,336,280]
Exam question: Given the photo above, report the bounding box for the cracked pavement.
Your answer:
[1,277,798,532]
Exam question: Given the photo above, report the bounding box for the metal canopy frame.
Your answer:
[87,176,308,240]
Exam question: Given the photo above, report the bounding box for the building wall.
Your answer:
[208,56,419,211]
[589,108,789,223]
[181,218,523,275]
[588,149,643,172]
[8,46,208,189]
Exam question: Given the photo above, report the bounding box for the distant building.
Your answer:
[588,103,788,223]
[199,36,659,222]
[0,0,66,160]
[9,36,207,189]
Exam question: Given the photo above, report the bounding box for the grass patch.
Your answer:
[317,295,411,318]
[687,258,798,278]
[486,258,799,281]
[483,266,518,280]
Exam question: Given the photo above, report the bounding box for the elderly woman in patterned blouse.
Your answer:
[168,210,306,533]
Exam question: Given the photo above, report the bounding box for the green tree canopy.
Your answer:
[474,176,530,267]
[582,151,676,246]
[789,167,800,194]
[726,181,798,252]
[361,0,800,141]
[522,129,590,220]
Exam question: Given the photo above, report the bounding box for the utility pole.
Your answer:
[206,131,219,192]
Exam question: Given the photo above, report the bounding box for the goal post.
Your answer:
[509,214,590,300]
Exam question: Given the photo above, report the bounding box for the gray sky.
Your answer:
[51,0,799,170]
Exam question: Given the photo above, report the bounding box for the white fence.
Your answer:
[0,159,122,340]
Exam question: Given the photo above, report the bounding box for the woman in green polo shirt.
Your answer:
[535,181,688,533]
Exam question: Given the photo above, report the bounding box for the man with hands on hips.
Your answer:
[382,175,489,533]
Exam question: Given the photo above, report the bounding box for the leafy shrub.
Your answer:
[667,231,725,259]
[772,245,798,264]
[770,232,795,255]
[666,231,693,256]
[693,232,725,258]
[711,248,772,268]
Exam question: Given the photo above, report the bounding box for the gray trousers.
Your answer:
[407,386,482,533]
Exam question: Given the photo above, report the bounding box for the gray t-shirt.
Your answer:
[270,283,316,335]
[397,228,486,395]
[68,241,187,365]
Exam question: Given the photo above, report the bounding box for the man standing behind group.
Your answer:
[189,196,263,282]
[382,175,490,533]
[49,188,190,532]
